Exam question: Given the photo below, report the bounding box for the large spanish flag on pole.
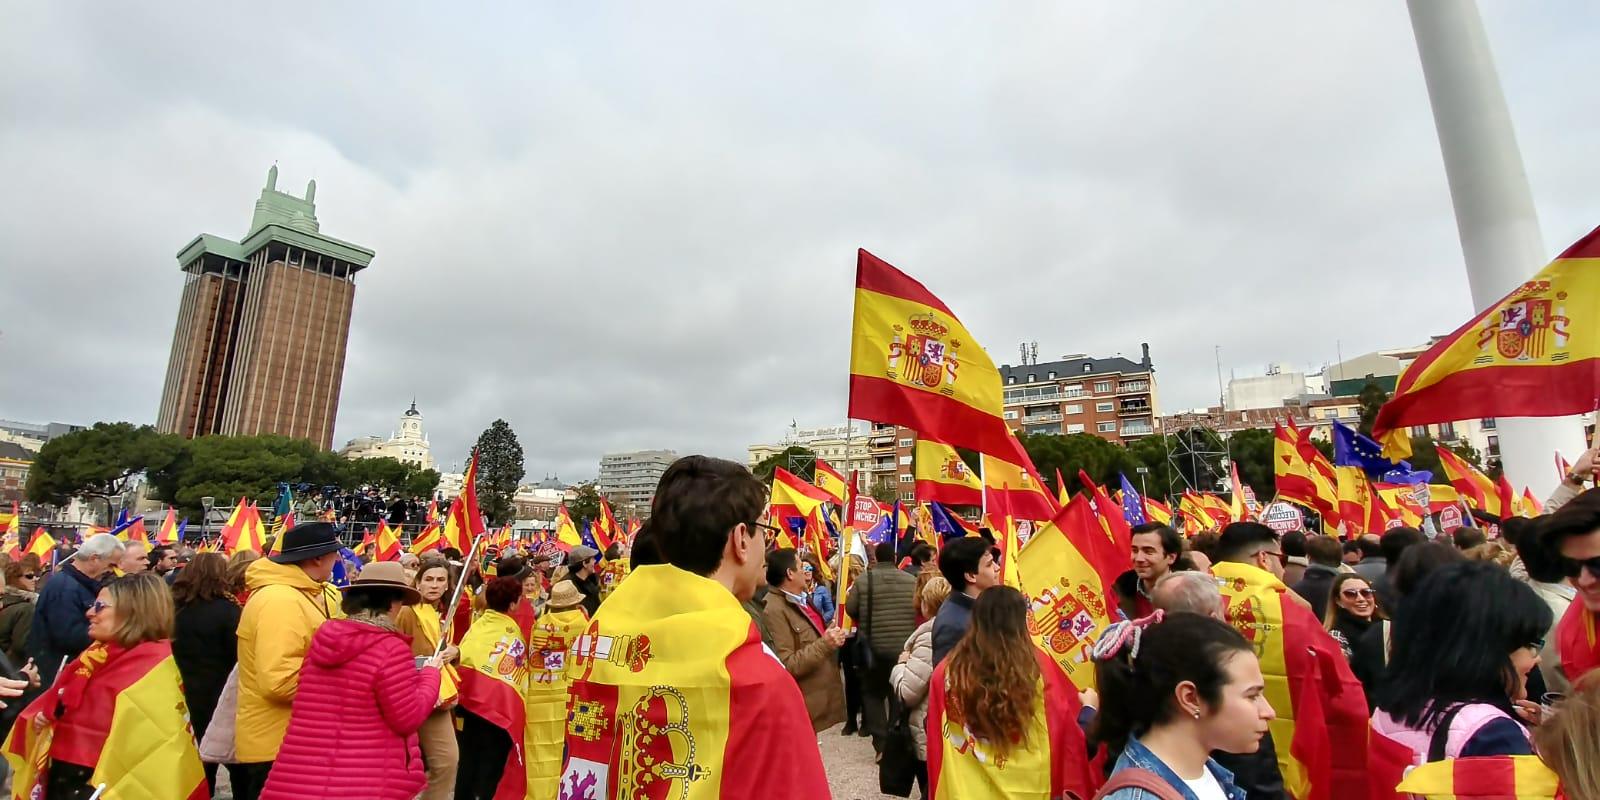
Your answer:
[5,640,207,800]
[812,458,849,505]
[914,440,983,506]
[1436,445,1514,519]
[442,449,487,553]
[560,565,830,799]
[1373,225,1600,460]
[850,249,1025,462]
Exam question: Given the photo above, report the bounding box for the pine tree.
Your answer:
[473,419,525,526]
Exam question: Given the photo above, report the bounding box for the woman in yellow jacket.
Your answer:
[524,580,591,797]
[394,554,463,800]
[233,523,346,800]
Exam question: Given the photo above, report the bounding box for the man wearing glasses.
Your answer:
[1536,482,1600,685]
[558,456,829,800]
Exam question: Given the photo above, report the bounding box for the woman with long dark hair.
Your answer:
[926,586,1093,799]
[1091,612,1269,799]
[171,552,243,796]
[1324,573,1380,661]
[1372,561,1553,764]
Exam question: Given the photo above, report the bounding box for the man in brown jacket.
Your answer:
[762,548,846,732]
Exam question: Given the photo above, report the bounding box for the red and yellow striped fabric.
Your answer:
[1394,755,1561,799]
[926,647,1096,798]
[1018,496,1118,691]
[1375,224,1600,460]
[915,440,983,506]
[1436,446,1513,519]
[560,564,829,799]
[850,249,1022,462]
[813,457,849,505]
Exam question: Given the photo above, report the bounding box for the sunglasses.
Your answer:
[1340,588,1375,599]
[802,565,814,574]
[89,600,114,614]
[1560,555,1600,581]
[21,573,35,580]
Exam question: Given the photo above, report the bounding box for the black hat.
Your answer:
[269,522,345,564]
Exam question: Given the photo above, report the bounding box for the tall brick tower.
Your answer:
[156,166,374,449]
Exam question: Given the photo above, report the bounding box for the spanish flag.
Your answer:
[1274,423,1340,533]
[770,467,833,526]
[374,521,402,561]
[525,606,588,800]
[594,497,621,550]
[560,564,829,799]
[812,457,849,505]
[1556,598,1600,683]
[0,503,16,541]
[1374,224,1600,460]
[24,528,54,560]
[925,647,1095,799]
[1213,560,1368,800]
[1178,492,1215,535]
[1375,482,1429,528]
[1078,470,1133,561]
[457,609,529,800]
[981,448,1058,521]
[1143,496,1174,526]
[554,505,583,549]
[1018,496,1118,690]
[409,521,443,554]
[1393,755,1561,799]
[914,440,983,506]
[1437,445,1514,519]
[850,249,1023,462]
[5,640,206,800]
[1335,466,1390,536]
[154,507,182,546]
[442,450,487,552]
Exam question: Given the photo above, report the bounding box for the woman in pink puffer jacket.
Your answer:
[261,562,453,800]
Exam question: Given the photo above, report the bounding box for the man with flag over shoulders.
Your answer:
[232,522,346,800]
[1535,482,1600,686]
[1210,522,1367,800]
[559,455,830,799]
[31,533,123,686]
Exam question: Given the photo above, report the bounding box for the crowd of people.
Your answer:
[1,450,1599,798]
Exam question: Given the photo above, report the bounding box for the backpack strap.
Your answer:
[1092,767,1187,800]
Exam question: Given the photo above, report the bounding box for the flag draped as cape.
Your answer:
[525,606,588,800]
[560,564,828,799]
[457,609,529,800]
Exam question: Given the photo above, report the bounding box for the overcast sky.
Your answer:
[2,2,1595,481]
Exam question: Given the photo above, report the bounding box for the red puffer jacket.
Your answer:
[261,616,442,800]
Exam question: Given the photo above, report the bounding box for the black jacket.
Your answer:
[1292,564,1340,621]
[29,564,103,685]
[1212,729,1287,800]
[172,596,242,740]
[573,571,603,618]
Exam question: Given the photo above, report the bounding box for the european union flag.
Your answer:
[1333,421,1431,484]
[331,546,361,587]
[860,507,893,547]
[927,502,970,541]
[579,520,601,551]
[1119,473,1147,526]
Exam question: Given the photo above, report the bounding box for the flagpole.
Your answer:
[434,532,486,658]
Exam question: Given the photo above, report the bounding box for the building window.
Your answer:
[898,455,913,466]
[1027,373,1035,383]
[1482,418,1496,430]
[1097,421,1117,433]
[1083,364,1092,373]
[1093,380,1112,394]
[1096,402,1114,413]
[1024,423,1062,435]
[898,438,914,448]
[1436,422,1456,441]
[1064,404,1083,415]
[1004,411,1018,420]
[1006,376,1015,385]
[1410,426,1429,438]
[1066,423,1085,434]
[901,491,915,502]
[899,474,914,484]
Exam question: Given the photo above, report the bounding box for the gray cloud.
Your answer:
[2,2,1595,481]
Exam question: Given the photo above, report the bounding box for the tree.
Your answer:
[1015,433,1141,498]
[1227,427,1279,499]
[751,446,816,484]
[147,434,345,520]
[568,482,603,526]
[868,479,899,504]
[27,423,185,522]
[473,419,525,527]
[1358,383,1389,436]
[338,456,439,498]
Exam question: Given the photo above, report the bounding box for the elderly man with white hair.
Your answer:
[1150,569,1224,619]
[30,532,124,684]
[117,538,149,575]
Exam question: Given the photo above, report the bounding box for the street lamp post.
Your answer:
[201,496,215,545]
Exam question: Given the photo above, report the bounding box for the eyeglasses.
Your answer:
[1340,588,1375,599]
[1262,549,1287,565]
[1560,555,1600,581]
[749,522,781,546]
[89,600,114,615]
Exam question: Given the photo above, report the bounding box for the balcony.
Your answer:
[1121,423,1155,437]
[1118,382,1151,394]
[1118,403,1152,416]
[1023,412,1063,424]
[1005,391,1063,407]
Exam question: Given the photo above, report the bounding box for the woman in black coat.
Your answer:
[171,552,243,796]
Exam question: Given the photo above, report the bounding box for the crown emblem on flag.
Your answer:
[619,685,705,796]
[1473,280,1570,362]
[907,313,950,338]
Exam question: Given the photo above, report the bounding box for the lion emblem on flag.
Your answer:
[940,455,970,482]
[1026,579,1105,663]
[887,313,961,393]
[1475,281,1570,362]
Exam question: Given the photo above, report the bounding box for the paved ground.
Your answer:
[819,722,922,800]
